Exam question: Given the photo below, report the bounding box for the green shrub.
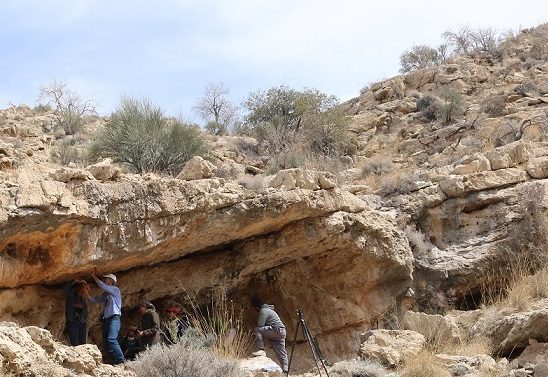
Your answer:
[243,86,349,170]
[57,110,85,135]
[89,97,206,176]
[438,89,463,124]
[33,104,52,113]
[416,95,441,122]
[50,139,80,166]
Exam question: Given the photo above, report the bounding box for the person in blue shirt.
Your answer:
[84,271,125,365]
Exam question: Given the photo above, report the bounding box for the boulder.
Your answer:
[87,158,121,181]
[471,309,548,354]
[50,167,95,182]
[527,157,548,179]
[510,340,548,369]
[453,153,491,175]
[269,168,337,190]
[485,141,533,170]
[0,322,132,377]
[177,156,217,180]
[439,168,528,198]
[435,354,503,377]
[402,311,461,344]
[239,355,282,375]
[359,330,426,366]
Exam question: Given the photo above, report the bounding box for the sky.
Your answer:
[1,0,547,121]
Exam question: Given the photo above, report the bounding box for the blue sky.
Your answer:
[1,0,547,121]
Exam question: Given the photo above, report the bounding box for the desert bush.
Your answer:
[515,81,538,97]
[399,349,451,377]
[50,139,80,166]
[205,121,227,136]
[33,104,52,113]
[130,341,244,377]
[89,97,206,176]
[481,95,506,117]
[361,156,393,177]
[404,226,432,256]
[243,86,349,169]
[399,45,443,73]
[330,359,387,377]
[438,89,463,124]
[416,95,441,122]
[377,170,418,197]
[38,80,95,135]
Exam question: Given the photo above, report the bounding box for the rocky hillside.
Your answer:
[0,23,547,377]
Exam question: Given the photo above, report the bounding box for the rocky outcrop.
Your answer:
[359,330,425,366]
[0,322,132,377]
[0,170,413,360]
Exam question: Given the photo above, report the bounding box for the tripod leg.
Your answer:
[285,320,301,377]
[302,320,323,377]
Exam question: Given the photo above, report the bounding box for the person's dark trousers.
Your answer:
[67,320,87,346]
[102,315,126,364]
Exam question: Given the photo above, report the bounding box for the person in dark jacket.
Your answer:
[64,280,88,346]
[121,325,142,360]
[136,300,161,348]
[161,305,190,344]
[251,295,288,372]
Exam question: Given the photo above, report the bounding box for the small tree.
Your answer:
[89,97,206,176]
[443,26,473,54]
[399,45,443,73]
[38,80,96,135]
[243,86,349,159]
[193,83,238,135]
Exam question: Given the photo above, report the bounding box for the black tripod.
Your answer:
[286,309,330,377]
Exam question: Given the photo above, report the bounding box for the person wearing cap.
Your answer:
[136,299,161,348]
[251,294,288,373]
[84,271,125,365]
[161,305,190,344]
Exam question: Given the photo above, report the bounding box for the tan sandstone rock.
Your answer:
[359,329,426,366]
[269,168,337,190]
[0,322,132,377]
[527,156,548,179]
[402,311,461,344]
[439,168,528,198]
[87,158,121,181]
[176,155,217,180]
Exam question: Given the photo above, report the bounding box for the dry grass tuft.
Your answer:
[440,336,493,357]
[399,349,451,377]
[185,289,253,359]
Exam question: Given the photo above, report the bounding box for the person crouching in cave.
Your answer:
[83,271,126,365]
[63,279,88,346]
[136,300,161,348]
[161,305,190,344]
[251,295,289,373]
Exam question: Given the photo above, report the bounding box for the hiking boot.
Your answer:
[252,350,266,357]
